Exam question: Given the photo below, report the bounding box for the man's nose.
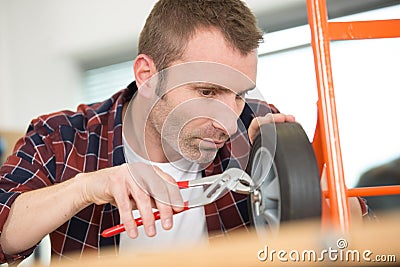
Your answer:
[226,93,243,116]
[211,119,237,136]
[211,94,242,135]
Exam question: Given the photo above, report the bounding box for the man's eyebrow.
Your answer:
[193,83,255,94]
[193,83,227,90]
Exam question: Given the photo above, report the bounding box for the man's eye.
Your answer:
[199,89,215,97]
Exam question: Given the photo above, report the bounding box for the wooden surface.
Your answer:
[32,212,399,267]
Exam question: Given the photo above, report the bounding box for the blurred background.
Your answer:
[0,0,399,265]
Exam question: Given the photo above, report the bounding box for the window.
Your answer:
[83,60,134,104]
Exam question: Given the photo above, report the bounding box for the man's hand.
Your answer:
[81,163,184,238]
[248,113,296,144]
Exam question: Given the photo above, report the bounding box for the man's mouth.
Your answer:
[199,138,226,149]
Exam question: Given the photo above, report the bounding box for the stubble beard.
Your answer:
[147,98,226,164]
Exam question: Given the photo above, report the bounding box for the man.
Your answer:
[0,0,336,264]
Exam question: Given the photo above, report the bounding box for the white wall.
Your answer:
[0,0,158,131]
[0,0,11,128]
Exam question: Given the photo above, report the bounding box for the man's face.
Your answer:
[147,28,258,164]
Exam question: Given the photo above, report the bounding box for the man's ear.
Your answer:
[134,54,157,98]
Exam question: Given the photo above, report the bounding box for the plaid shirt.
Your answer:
[0,82,276,264]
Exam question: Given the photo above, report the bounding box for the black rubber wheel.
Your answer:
[247,122,322,235]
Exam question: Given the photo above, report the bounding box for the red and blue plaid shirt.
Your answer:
[0,82,277,264]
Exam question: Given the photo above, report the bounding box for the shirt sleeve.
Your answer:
[0,127,56,264]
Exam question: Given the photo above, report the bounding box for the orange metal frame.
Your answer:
[307,0,400,231]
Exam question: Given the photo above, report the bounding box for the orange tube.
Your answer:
[307,0,350,232]
[329,20,400,40]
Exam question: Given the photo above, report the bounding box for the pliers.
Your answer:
[101,168,253,237]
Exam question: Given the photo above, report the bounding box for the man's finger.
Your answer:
[248,114,296,144]
[131,188,156,237]
[155,200,174,230]
[113,185,138,239]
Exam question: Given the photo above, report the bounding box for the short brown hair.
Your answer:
[138,0,264,71]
